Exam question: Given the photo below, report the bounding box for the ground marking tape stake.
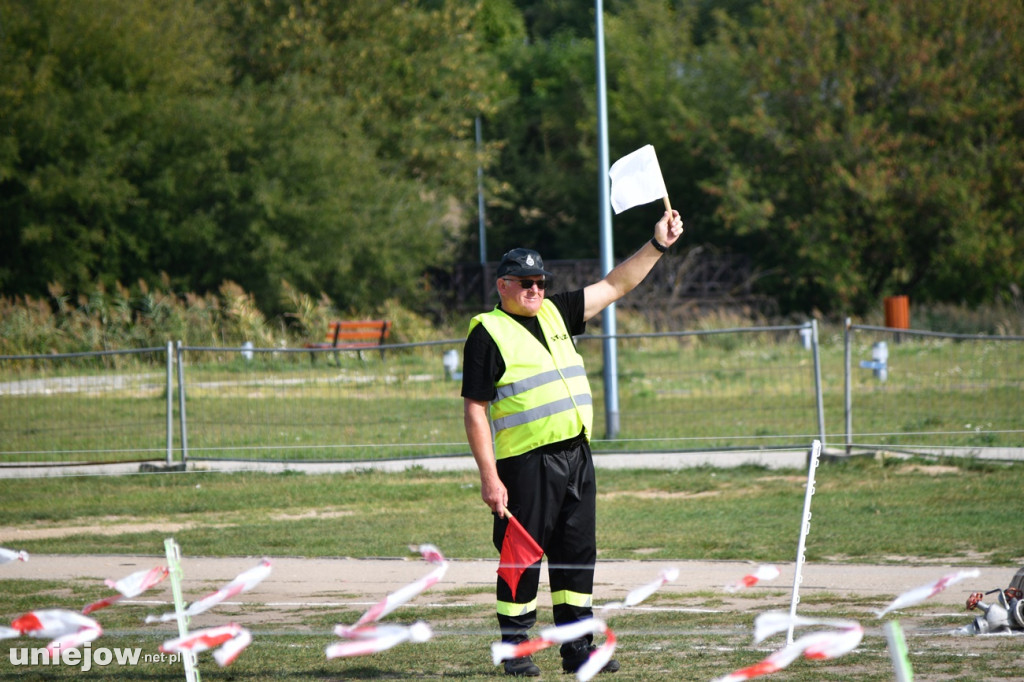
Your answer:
[164,537,201,682]
[786,439,821,644]
[884,620,914,682]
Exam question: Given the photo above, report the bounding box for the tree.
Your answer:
[603,0,726,249]
[701,0,1024,314]
[0,0,227,298]
[204,0,510,312]
[483,28,604,260]
[0,0,510,316]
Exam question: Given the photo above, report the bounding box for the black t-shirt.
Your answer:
[461,289,586,402]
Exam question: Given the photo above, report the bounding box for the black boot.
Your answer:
[502,633,541,677]
[504,655,541,677]
[560,637,620,674]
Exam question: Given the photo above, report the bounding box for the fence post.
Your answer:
[811,320,826,451]
[166,341,174,466]
[844,318,852,455]
[175,341,189,464]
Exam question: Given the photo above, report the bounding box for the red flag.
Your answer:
[497,512,543,600]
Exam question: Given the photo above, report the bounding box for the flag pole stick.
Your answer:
[663,196,672,213]
[787,439,821,644]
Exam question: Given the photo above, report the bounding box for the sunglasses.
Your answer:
[503,278,550,291]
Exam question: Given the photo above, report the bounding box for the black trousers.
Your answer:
[492,438,597,642]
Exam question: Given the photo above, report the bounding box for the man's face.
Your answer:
[498,276,547,316]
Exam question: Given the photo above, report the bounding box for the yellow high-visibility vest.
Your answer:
[470,301,593,459]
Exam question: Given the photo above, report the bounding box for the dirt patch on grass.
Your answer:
[0,520,226,541]
[896,464,962,475]
[269,509,354,521]
[599,489,720,500]
[0,507,356,540]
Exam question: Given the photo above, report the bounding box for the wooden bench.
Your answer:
[305,320,392,363]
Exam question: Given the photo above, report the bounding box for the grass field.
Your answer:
[1,458,1022,563]
[2,458,1023,680]
[2,327,1022,679]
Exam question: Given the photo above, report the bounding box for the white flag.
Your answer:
[608,145,668,214]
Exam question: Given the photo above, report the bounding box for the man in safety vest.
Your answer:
[462,209,684,676]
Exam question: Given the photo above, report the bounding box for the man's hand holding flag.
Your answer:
[496,507,544,601]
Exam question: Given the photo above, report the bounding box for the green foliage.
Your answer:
[700,0,1024,314]
[0,0,507,316]
[0,276,467,354]
[0,278,275,353]
[1,0,1022,321]
[0,0,226,296]
[604,0,725,248]
[483,26,602,259]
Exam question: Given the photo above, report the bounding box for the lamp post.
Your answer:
[476,116,489,303]
[595,0,620,439]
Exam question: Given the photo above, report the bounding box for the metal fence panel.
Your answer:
[176,343,467,462]
[174,325,823,463]
[0,347,173,465]
[6,322,1020,469]
[844,324,1024,454]
[578,325,823,454]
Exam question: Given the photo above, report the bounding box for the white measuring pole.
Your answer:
[787,439,821,644]
[164,538,201,682]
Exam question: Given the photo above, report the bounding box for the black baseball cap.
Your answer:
[496,248,553,278]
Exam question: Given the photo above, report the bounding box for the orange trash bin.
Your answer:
[884,295,910,329]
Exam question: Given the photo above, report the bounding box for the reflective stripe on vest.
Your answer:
[470,301,593,459]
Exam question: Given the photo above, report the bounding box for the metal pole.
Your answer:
[166,341,174,466]
[175,341,189,464]
[476,116,487,266]
[844,317,852,455]
[595,0,620,439]
[811,319,826,450]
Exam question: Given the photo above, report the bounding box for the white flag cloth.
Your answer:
[84,565,170,614]
[712,612,862,682]
[599,567,679,610]
[608,144,668,214]
[325,622,433,659]
[492,618,615,682]
[160,622,252,667]
[0,547,29,564]
[725,565,781,593]
[10,609,103,655]
[875,568,981,618]
[146,559,272,623]
[334,544,447,637]
[0,626,19,640]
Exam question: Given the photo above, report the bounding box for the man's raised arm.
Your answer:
[582,209,684,322]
